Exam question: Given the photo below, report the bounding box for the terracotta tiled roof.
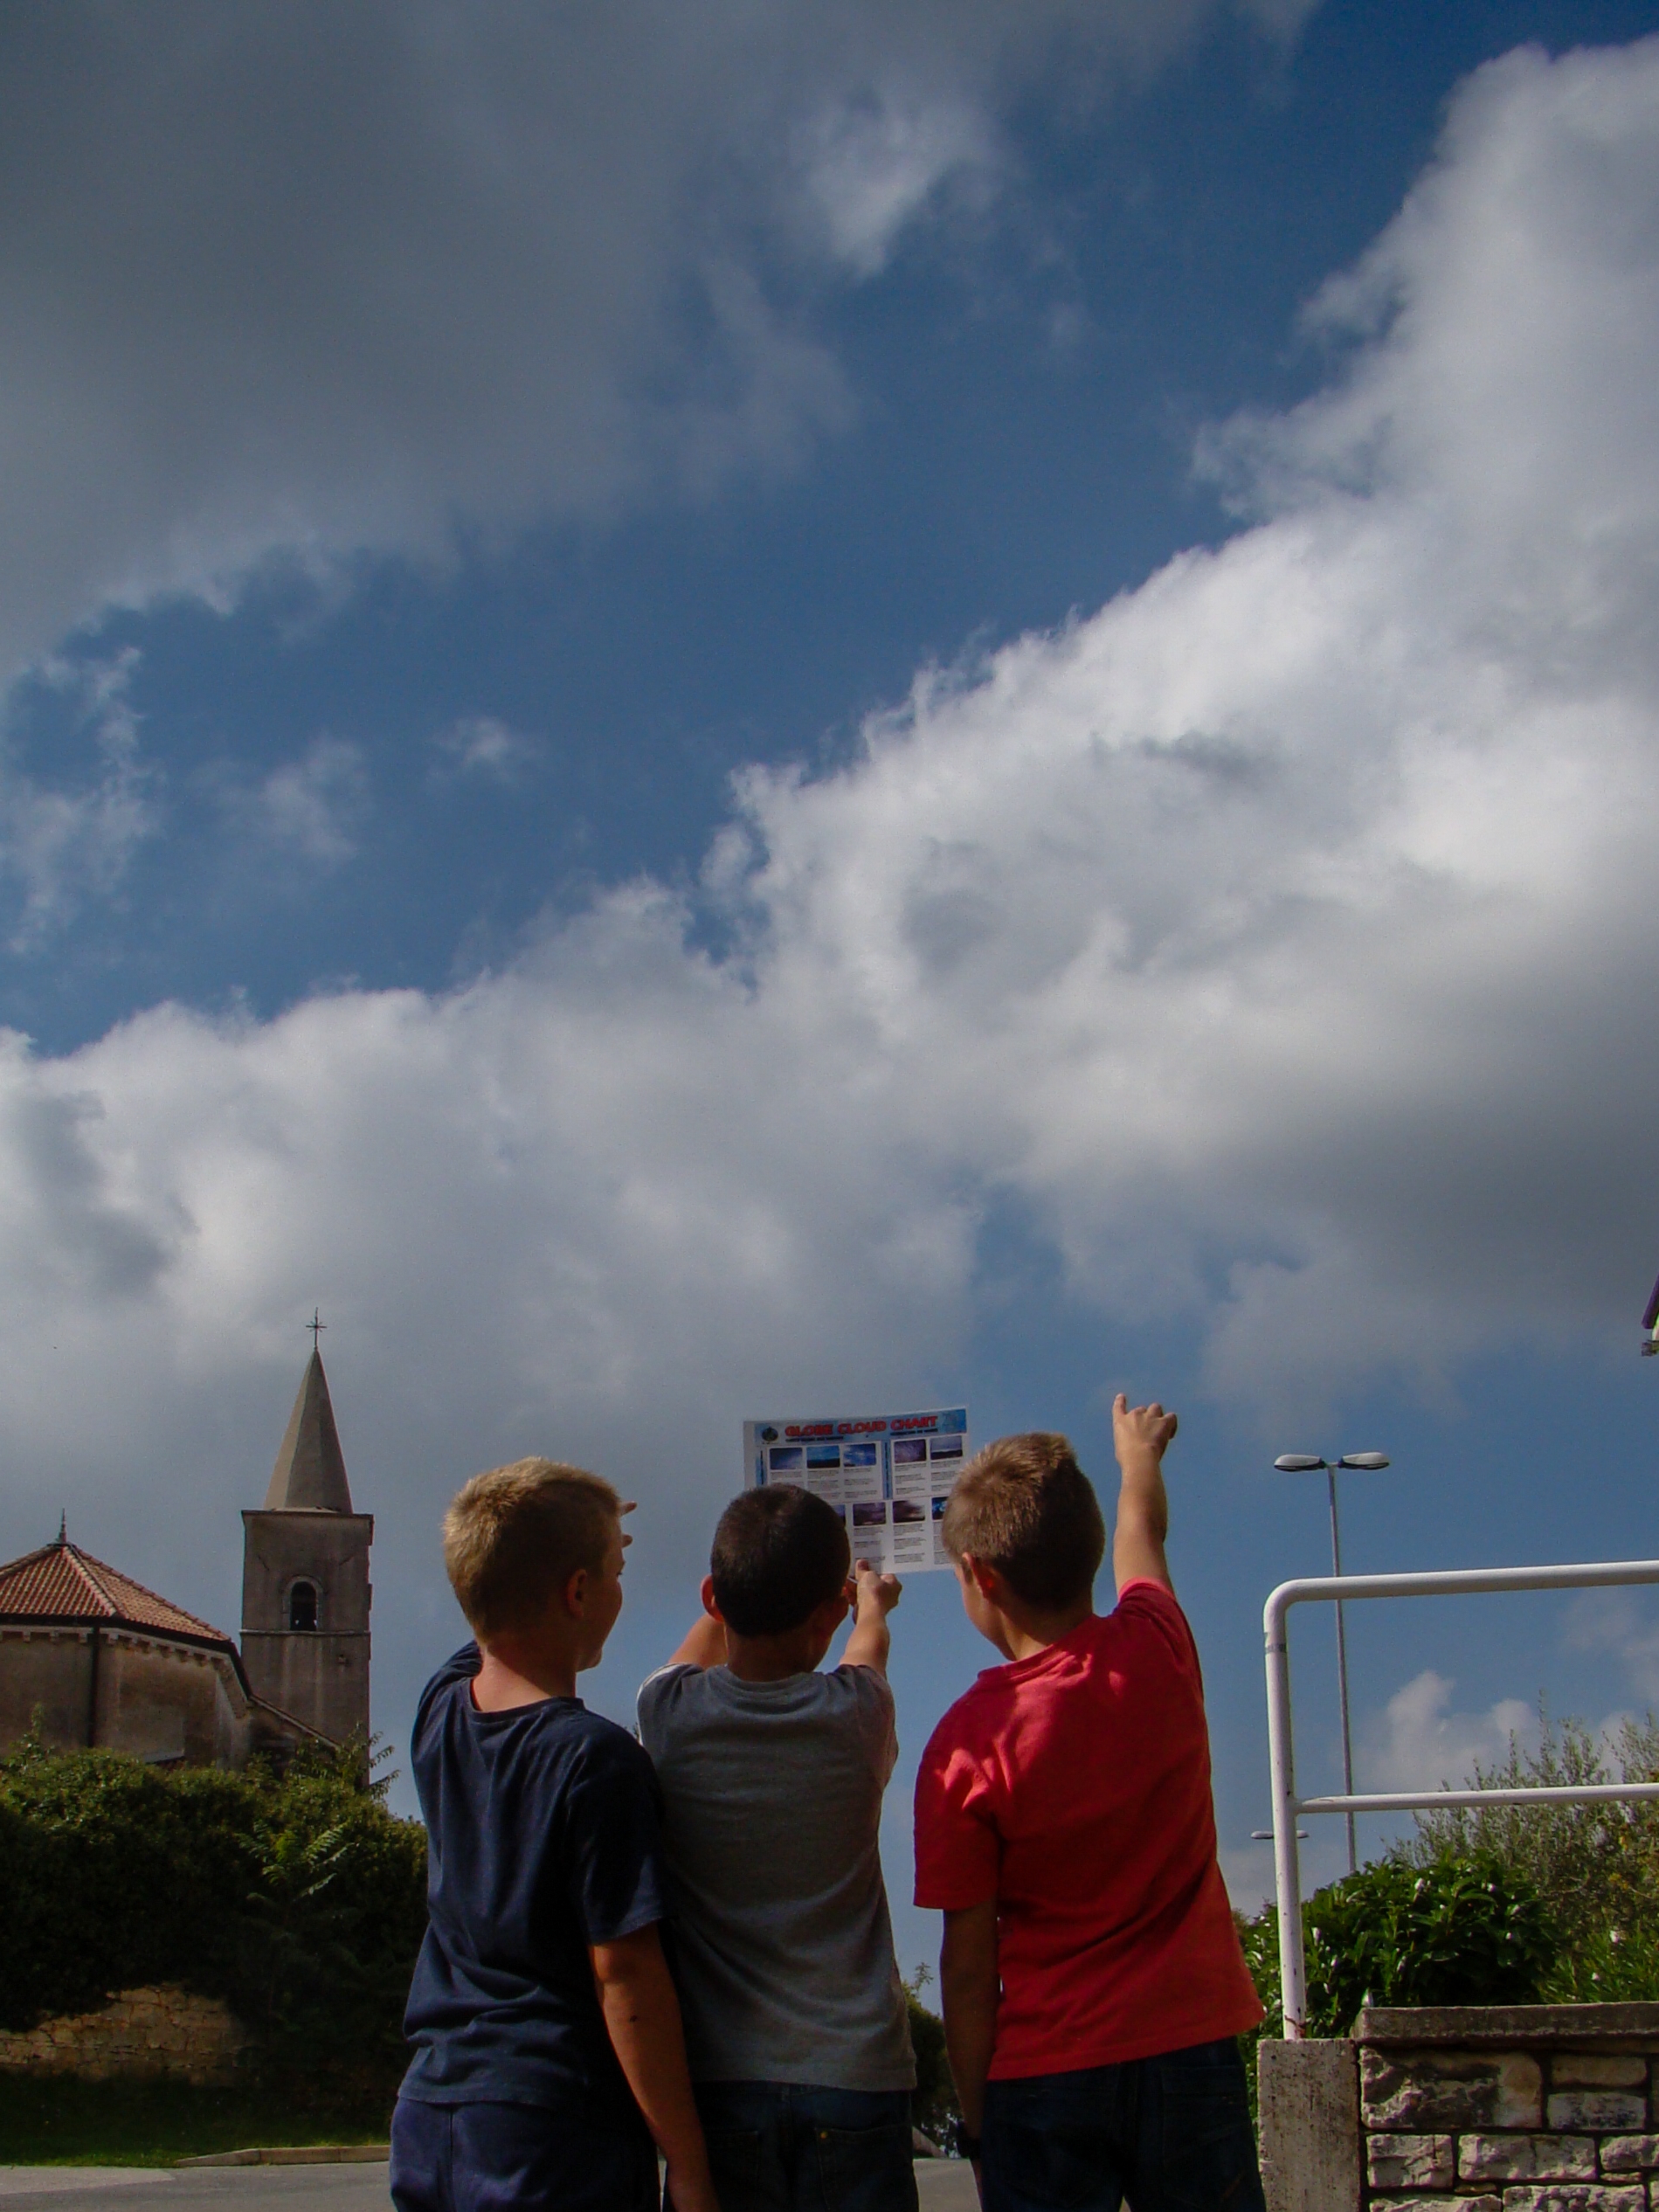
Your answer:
[0,1538,235,1649]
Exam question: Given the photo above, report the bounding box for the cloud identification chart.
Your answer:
[743,1408,970,1573]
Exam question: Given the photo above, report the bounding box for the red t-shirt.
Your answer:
[913,1580,1262,2076]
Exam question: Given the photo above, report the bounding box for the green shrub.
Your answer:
[1407,1710,1659,2001]
[1240,1850,1553,2039]
[0,1732,427,2099]
[903,1967,957,2142]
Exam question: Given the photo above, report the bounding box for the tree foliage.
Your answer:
[1241,1708,1659,2043]
[0,1732,427,2098]
[1405,1710,1659,2002]
[903,1964,957,2142]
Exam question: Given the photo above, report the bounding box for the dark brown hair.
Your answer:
[939,1432,1104,1609]
[710,1486,851,1637]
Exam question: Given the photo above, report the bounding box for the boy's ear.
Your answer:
[807,1584,852,1637]
[700,1573,724,1623]
[960,1553,1003,1604]
[559,1564,590,1618]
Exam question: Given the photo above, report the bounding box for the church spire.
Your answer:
[264,1345,353,1513]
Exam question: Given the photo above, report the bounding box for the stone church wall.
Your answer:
[0,1628,96,1749]
[0,1627,249,1766]
[0,1986,250,2086]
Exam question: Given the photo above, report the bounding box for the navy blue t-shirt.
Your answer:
[400,1645,667,2119]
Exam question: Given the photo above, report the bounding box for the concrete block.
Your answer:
[1368,2133,1454,2189]
[1461,2137,1597,2182]
[1600,2137,1659,2173]
[1554,2058,1647,2089]
[1363,2046,1543,2131]
[1357,2008,1659,2045]
[1547,2094,1648,2131]
[1258,2039,1360,2212]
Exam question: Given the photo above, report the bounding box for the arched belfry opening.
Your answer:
[240,1327,372,1747]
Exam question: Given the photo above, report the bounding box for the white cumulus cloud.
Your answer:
[1565,1589,1659,1705]
[432,717,543,787]
[0,38,1654,1726]
[1365,1669,1536,1794]
[0,650,157,947]
[240,737,370,866]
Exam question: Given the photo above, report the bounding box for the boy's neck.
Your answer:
[992,1595,1095,1662]
[723,1626,828,1683]
[472,1635,580,1711]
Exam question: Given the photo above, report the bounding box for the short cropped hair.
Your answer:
[443,1458,620,1640]
[940,1432,1104,1609]
[710,1487,851,1637]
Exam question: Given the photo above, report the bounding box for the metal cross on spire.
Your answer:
[309,1310,326,1353]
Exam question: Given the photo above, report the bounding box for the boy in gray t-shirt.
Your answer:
[637,1486,917,2212]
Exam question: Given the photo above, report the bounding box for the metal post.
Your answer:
[1328,1467,1356,1875]
[1263,1586,1307,2036]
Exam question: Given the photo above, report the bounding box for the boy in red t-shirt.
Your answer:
[914,1397,1264,2212]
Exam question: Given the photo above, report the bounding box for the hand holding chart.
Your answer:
[742,1407,971,1573]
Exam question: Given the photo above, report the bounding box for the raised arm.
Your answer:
[591,1925,718,2212]
[1111,1393,1176,1596]
[667,1584,729,1669]
[841,1559,902,1675]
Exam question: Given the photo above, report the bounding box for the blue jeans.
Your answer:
[391,2094,659,2212]
[981,2038,1265,2212]
[689,2082,918,2212]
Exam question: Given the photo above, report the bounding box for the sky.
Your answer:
[4,0,1659,1975]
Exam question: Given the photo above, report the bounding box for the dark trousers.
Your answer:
[391,2093,659,2212]
[689,2081,918,2212]
[981,2038,1265,2212]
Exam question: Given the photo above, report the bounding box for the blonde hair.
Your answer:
[940,1432,1104,1609]
[442,1457,620,1639]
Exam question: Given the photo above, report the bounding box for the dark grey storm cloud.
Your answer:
[0,0,1303,675]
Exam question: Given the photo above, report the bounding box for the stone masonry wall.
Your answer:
[0,1985,250,2086]
[1358,2008,1659,2212]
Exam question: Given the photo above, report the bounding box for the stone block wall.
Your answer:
[1262,2007,1659,2212]
[0,1984,250,2086]
[1363,2043,1659,2207]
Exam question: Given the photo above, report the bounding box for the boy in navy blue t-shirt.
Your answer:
[392,1458,717,2212]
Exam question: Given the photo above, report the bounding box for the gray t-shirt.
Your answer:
[636,1661,915,2091]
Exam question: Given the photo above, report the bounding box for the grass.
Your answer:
[0,2076,395,2167]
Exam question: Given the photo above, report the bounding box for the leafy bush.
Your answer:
[1242,1710,1659,2046]
[903,1966,957,2143]
[0,1732,427,2099]
[1407,1711,1659,2001]
[1240,1850,1553,2038]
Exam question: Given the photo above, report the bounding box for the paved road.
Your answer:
[0,2162,978,2212]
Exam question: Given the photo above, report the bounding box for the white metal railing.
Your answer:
[1264,1559,1659,2036]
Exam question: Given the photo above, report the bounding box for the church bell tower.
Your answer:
[240,1336,373,1746]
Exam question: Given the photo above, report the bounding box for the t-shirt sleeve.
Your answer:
[635,1662,696,1756]
[913,1710,1001,1910]
[1115,1578,1203,1679]
[828,1662,898,1786]
[559,1728,669,1946]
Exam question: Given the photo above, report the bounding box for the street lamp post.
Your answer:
[1271,1450,1391,1875]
